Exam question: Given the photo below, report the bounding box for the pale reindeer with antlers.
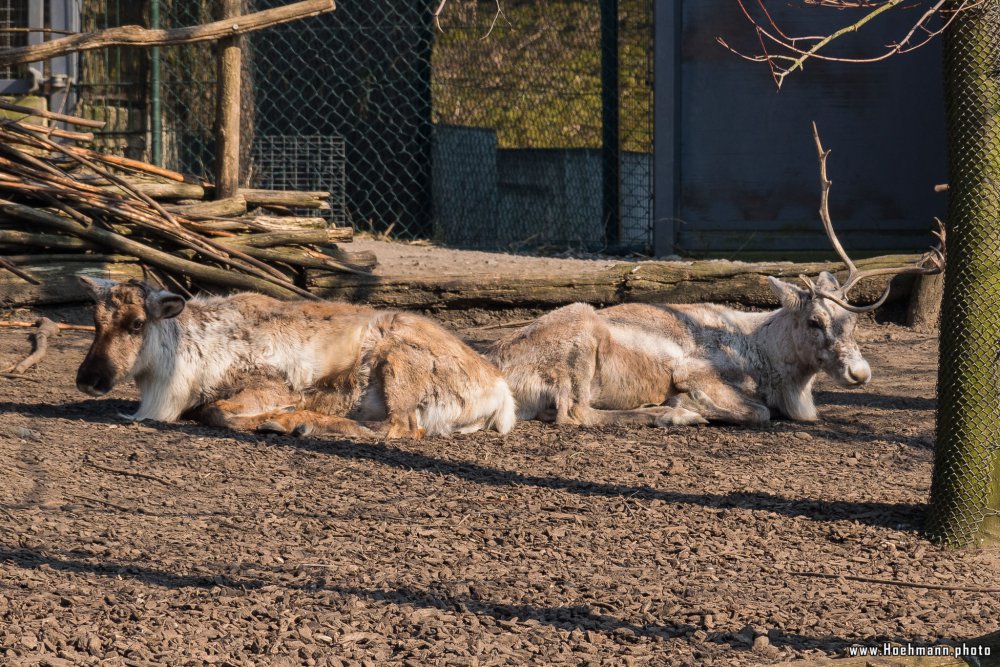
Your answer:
[489,125,945,427]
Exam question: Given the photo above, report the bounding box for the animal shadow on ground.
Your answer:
[0,398,135,426]
[1,398,925,532]
[815,390,936,412]
[272,434,926,531]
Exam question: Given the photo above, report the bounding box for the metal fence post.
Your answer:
[652,0,680,257]
[150,0,162,166]
[601,0,621,247]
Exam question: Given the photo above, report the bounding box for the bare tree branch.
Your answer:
[719,0,980,88]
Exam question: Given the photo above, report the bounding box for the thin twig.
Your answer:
[0,321,95,332]
[474,318,536,331]
[83,458,175,486]
[721,0,978,88]
[0,256,40,284]
[1,372,41,381]
[68,494,144,514]
[0,99,106,128]
[788,569,1000,594]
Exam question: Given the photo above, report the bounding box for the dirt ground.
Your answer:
[1,301,998,666]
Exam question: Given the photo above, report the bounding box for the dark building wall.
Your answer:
[657,1,947,257]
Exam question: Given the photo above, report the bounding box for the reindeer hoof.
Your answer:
[655,407,708,427]
[258,420,289,434]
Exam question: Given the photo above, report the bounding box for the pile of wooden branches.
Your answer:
[0,102,371,304]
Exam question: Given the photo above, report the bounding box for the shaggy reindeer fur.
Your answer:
[76,277,515,439]
[488,272,872,427]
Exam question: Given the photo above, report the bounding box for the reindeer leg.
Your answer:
[553,337,600,426]
[257,410,376,438]
[668,376,770,425]
[370,348,429,440]
[194,382,300,431]
[571,405,707,427]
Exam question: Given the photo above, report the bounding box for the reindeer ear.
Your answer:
[768,276,809,310]
[78,275,116,300]
[146,289,186,320]
[815,271,841,291]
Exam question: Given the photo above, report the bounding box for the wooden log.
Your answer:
[228,245,370,275]
[168,195,247,219]
[0,199,305,299]
[244,215,335,231]
[102,181,206,200]
[214,0,242,199]
[0,256,144,306]
[223,228,351,247]
[0,230,98,251]
[240,188,330,209]
[18,121,95,143]
[0,100,106,128]
[308,255,922,310]
[0,0,336,67]
[319,245,376,270]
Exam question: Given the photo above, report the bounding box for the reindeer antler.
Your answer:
[807,122,946,314]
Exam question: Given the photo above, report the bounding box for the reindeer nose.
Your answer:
[848,361,871,385]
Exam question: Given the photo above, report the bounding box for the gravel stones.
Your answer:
[0,318,992,665]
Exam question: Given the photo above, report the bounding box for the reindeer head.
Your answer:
[774,123,947,388]
[768,272,871,388]
[76,277,185,396]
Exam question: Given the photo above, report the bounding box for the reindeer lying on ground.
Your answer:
[489,128,944,428]
[75,278,516,439]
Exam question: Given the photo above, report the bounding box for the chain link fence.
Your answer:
[928,0,1000,548]
[69,0,653,252]
[432,0,652,251]
[0,0,29,80]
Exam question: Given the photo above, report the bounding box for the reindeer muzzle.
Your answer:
[76,360,116,396]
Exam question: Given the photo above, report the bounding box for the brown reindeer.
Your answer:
[488,126,944,427]
[76,282,516,439]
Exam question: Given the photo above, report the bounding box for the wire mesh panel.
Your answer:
[158,0,218,178]
[248,0,433,237]
[251,135,346,226]
[68,0,653,250]
[433,0,652,252]
[75,0,148,158]
[928,0,1000,547]
[618,0,653,249]
[0,0,29,80]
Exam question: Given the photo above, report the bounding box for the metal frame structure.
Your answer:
[0,0,78,120]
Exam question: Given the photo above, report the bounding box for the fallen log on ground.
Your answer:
[4,317,60,374]
[310,254,923,311]
[0,256,144,306]
[0,252,928,311]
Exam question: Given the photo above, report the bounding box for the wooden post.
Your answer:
[906,271,944,331]
[214,0,242,199]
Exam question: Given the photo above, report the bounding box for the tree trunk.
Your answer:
[906,272,944,331]
[928,1,1000,547]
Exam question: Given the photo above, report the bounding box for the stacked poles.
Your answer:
[0,110,367,302]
